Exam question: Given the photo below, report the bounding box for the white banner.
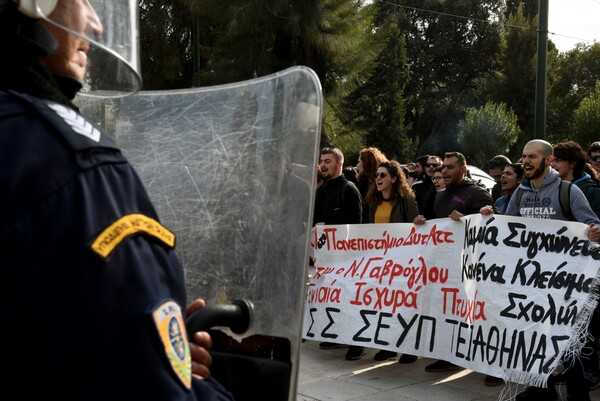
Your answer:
[303,215,600,387]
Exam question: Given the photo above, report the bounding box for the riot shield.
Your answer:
[76,66,322,401]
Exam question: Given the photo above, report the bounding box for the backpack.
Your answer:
[513,180,574,221]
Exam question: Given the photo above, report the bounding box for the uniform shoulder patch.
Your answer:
[151,300,192,389]
[6,90,118,151]
[90,213,175,260]
[47,102,101,142]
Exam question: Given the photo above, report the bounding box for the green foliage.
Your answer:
[486,4,537,139]
[396,0,504,156]
[139,0,194,89]
[571,81,600,149]
[341,6,414,162]
[135,0,598,162]
[191,0,375,148]
[547,43,600,143]
[457,102,520,166]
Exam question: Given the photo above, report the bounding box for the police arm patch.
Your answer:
[152,300,192,389]
[90,213,175,260]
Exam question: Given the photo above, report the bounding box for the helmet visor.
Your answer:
[33,0,141,97]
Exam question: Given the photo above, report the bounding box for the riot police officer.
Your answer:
[0,0,233,399]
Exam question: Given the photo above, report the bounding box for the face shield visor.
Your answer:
[19,0,141,97]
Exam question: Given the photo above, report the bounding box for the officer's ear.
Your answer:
[16,0,58,18]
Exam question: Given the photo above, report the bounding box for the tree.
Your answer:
[139,0,194,89]
[486,5,537,138]
[341,4,414,162]
[457,102,520,166]
[192,0,376,147]
[571,81,600,149]
[393,0,504,156]
[547,43,600,143]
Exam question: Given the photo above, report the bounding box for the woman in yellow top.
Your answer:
[364,160,420,362]
[365,160,419,224]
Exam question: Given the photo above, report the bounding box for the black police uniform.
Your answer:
[0,90,233,401]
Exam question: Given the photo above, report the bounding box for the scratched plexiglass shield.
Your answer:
[76,66,321,400]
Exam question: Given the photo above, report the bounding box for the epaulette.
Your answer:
[6,90,119,152]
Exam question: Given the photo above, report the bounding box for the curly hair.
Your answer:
[358,147,387,181]
[365,160,414,204]
[554,140,600,181]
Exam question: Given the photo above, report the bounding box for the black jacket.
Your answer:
[433,178,497,218]
[314,175,363,225]
[412,176,436,218]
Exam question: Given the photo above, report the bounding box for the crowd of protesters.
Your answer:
[311,140,600,401]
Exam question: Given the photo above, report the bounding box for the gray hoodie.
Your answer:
[505,167,600,225]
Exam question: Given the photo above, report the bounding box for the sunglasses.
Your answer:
[591,156,600,161]
[426,163,441,168]
[376,172,387,179]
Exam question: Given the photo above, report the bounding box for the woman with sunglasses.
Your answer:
[364,160,419,362]
[494,163,524,215]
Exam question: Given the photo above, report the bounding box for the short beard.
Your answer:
[528,163,547,180]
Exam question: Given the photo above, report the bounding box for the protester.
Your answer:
[432,166,445,192]
[588,141,600,174]
[356,147,388,223]
[412,155,442,218]
[414,151,497,374]
[494,162,524,214]
[488,154,512,201]
[415,151,497,224]
[313,146,364,360]
[553,140,600,219]
[405,161,417,172]
[481,139,600,401]
[413,154,430,182]
[316,165,325,188]
[364,160,419,363]
[0,0,232,399]
[552,140,600,392]
[343,166,360,186]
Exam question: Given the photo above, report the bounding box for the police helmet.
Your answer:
[14,0,141,97]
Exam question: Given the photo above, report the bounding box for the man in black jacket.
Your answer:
[414,151,497,375]
[313,146,364,360]
[430,151,498,220]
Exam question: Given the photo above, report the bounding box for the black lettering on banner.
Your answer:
[501,292,578,325]
[352,309,377,343]
[455,321,471,360]
[503,221,600,260]
[443,319,568,374]
[305,307,317,338]
[395,313,419,348]
[544,335,569,372]
[463,217,499,252]
[461,252,506,284]
[415,315,436,352]
[321,307,341,339]
[374,312,393,346]
[497,327,516,368]
[511,259,592,300]
[504,221,527,248]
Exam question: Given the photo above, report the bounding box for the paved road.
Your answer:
[296,340,600,401]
